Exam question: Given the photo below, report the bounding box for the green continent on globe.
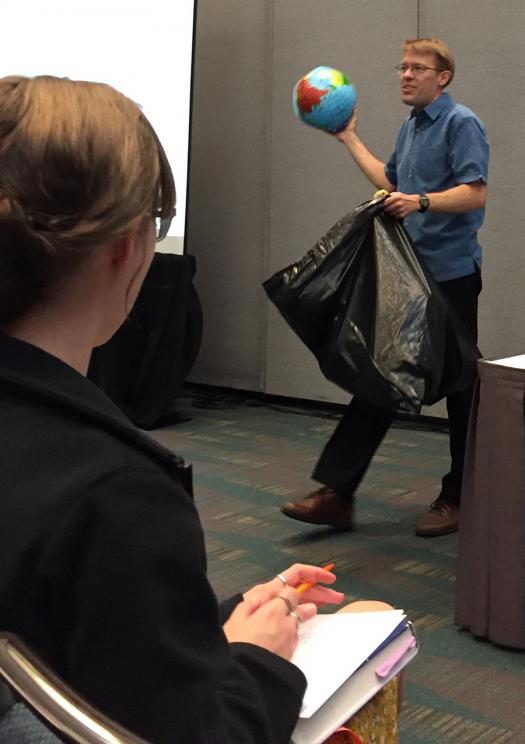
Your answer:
[325,69,349,88]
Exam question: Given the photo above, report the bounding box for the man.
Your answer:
[281,38,489,537]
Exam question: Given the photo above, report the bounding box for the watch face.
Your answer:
[419,196,430,211]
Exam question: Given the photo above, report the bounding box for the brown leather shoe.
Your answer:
[280,487,354,530]
[415,498,459,537]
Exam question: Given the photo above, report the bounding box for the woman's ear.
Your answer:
[110,233,135,268]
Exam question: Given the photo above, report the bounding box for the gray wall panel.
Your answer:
[265,0,418,401]
[187,1,272,391]
[420,0,525,358]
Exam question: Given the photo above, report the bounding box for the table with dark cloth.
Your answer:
[455,356,525,649]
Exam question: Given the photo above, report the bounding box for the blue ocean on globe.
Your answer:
[293,65,357,133]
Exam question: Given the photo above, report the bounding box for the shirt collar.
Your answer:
[411,91,454,122]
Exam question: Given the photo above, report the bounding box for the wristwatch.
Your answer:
[418,194,430,213]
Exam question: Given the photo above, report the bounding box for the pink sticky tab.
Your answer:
[375,635,416,679]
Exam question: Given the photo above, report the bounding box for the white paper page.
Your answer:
[486,354,525,369]
[291,610,406,718]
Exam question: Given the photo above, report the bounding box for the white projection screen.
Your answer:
[2,0,196,255]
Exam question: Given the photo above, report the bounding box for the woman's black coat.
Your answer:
[0,335,305,743]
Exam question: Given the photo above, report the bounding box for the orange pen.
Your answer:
[296,563,335,595]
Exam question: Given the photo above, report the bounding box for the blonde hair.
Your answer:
[403,38,455,86]
[0,75,175,324]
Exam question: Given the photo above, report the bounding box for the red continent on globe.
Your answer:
[296,78,326,114]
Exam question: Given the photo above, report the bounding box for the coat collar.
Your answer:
[0,334,186,473]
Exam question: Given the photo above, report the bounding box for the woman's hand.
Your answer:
[223,564,344,660]
[223,587,317,660]
[241,563,345,613]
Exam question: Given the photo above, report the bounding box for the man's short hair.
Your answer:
[403,38,455,87]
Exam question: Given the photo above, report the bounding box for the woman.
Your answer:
[0,75,345,743]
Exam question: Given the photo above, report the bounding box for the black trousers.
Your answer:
[312,270,482,506]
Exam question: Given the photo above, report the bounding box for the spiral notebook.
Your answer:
[290,610,418,744]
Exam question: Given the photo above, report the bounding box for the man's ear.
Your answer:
[438,69,452,88]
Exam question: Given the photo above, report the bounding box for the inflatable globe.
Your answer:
[293,66,357,133]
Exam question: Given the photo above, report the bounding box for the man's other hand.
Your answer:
[383,191,421,219]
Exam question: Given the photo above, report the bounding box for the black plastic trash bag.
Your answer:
[263,197,479,414]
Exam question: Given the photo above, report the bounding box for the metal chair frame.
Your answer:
[0,632,147,744]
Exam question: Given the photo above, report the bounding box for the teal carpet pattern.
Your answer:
[152,391,525,743]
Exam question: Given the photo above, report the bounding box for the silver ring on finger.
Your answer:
[276,594,293,615]
[290,610,300,628]
[276,573,287,587]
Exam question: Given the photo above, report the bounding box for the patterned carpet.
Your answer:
[152,388,525,743]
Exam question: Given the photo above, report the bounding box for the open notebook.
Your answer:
[290,610,418,744]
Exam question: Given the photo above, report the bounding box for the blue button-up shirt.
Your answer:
[385,92,489,282]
